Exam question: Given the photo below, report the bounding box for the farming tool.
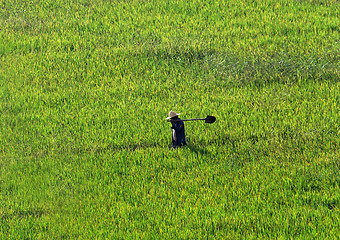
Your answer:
[168,115,216,124]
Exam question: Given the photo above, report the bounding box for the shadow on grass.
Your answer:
[1,208,46,221]
[186,144,211,155]
[146,46,340,87]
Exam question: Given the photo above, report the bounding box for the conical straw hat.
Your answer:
[166,110,180,119]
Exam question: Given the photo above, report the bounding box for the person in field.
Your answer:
[166,111,187,148]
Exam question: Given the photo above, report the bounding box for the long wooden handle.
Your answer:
[168,116,216,124]
[169,118,206,122]
[181,118,206,122]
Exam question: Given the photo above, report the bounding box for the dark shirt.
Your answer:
[171,118,187,147]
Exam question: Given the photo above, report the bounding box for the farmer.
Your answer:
[166,111,187,148]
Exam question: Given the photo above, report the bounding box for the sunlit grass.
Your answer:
[1,0,339,239]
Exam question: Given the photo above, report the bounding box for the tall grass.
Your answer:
[1,0,339,239]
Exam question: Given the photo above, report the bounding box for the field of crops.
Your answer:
[1,0,339,239]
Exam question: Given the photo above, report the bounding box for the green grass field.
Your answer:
[1,0,339,239]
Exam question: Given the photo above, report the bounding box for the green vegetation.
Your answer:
[1,0,339,238]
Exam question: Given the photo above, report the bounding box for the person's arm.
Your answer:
[172,129,176,142]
